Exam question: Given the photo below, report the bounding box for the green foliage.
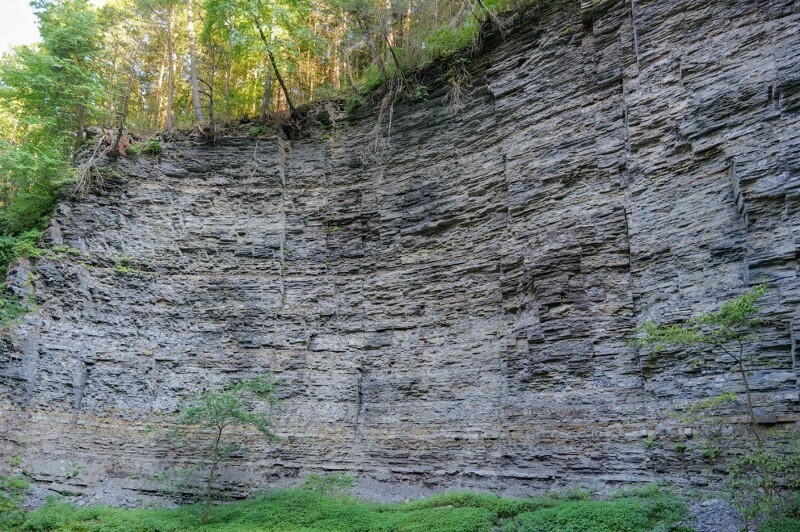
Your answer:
[550,487,595,501]
[171,374,280,522]
[0,229,40,324]
[0,140,66,236]
[301,473,356,498]
[113,254,141,276]
[700,443,722,462]
[18,486,689,531]
[249,125,269,137]
[360,63,391,94]
[114,265,140,276]
[141,138,163,155]
[0,294,29,327]
[680,392,738,424]
[762,517,800,532]
[5,456,24,469]
[407,83,430,103]
[501,493,689,532]
[632,284,800,526]
[403,491,555,518]
[344,92,364,113]
[0,475,30,529]
[418,20,480,63]
[631,284,768,353]
[724,431,800,525]
[50,244,81,256]
[176,375,280,438]
[0,0,103,279]
[9,230,46,261]
[0,229,44,276]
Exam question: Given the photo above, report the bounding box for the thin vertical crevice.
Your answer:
[629,0,640,67]
[277,134,291,309]
[354,368,364,434]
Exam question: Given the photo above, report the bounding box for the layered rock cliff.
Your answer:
[1,0,799,502]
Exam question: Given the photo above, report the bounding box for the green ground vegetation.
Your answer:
[13,485,693,532]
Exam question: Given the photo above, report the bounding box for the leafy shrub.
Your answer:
[344,93,363,113]
[113,254,142,276]
[419,21,479,64]
[0,475,30,529]
[171,375,279,523]
[0,229,44,275]
[0,140,66,236]
[502,494,688,532]
[724,433,800,525]
[141,138,162,155]
[10,229,45,260]
[114,264,140,276]
[0,294,28,326]
[249,126,269,137]
[50,244,81,256]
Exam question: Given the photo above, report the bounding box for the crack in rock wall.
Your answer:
[1,0,799,502]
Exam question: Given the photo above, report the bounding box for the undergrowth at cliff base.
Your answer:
[13,485,698,531]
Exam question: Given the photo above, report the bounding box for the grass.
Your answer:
[13,486,693,531]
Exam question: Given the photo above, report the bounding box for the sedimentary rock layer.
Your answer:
[1,0,798,500]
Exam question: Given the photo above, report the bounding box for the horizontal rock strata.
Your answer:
[1,0,799,500]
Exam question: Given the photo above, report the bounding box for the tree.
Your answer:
[631,284,800,524]
[186,0,205,122]
[0,0,103,235]
[632,284,767,439]
[172,375,280,524]
[32,0,103,152]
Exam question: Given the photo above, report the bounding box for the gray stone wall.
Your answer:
[1,0,798,501]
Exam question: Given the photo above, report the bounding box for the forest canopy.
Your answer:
[0,0,525,267]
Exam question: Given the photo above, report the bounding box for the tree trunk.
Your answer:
[110,58,135,158]
[203,426,225,524]
[736,358,762,446]
[332,45,341,90]
[187,0,204,123]
[155,57,166,129]
[345,55,355,87]
[166,6,175,132]
[357,16,386,79]
[267,49,296,118]
[385,0,394,47]
[72,104,86,161]
[249,11,297,118]
[404,0,413,46]
[104,53,118,128]
[224,57,231,122]
[720,340,763,447]
[203,52,216,125]
[332,15,344,90]
[259,63,273,122]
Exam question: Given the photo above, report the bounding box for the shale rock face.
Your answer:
[1,0,799,501]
